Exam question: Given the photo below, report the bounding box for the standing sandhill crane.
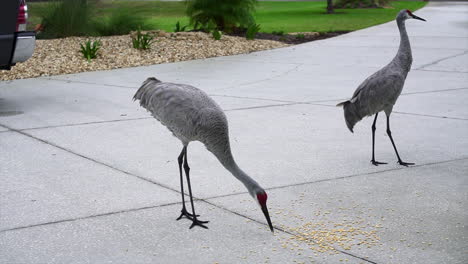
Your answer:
[134,77,274,231]
[337,9,426,166]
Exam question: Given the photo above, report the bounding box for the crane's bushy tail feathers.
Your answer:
[133,77,162,107]
[336,100,348,107]
[338,100,363,133]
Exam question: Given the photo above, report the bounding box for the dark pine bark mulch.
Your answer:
[227,28,350,45]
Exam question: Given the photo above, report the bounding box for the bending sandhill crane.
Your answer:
[337,9,426,166]
[134,77,274,231]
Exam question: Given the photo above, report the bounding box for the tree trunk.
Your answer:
[327,0,334,14]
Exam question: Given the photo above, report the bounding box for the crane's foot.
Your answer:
[176,207,199,221]
[371,160,387,166]
[398,160,415,167]
[189,218,209,229]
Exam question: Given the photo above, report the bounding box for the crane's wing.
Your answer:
[338,72,405,132]
[350,71,405,114]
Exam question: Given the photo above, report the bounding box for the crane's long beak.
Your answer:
[261,204,274,232]
[412,14,426,22]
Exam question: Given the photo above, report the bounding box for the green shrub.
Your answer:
[132,29,154,50]
[246,23,261,40]
[39,0,93,38]
[334,0,390,8]
[185,0,257,32]
[80,40,101,61]
[211,30,222,40]
[174,21,188,32]
[95,8,148,36]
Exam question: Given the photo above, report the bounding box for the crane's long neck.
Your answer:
[393,18,412,72]
[208,139,261,196]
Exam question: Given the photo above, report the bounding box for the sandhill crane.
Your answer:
[337,9,425,166]
[133,77,274,231]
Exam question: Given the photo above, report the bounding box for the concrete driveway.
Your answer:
[1,1,467,263]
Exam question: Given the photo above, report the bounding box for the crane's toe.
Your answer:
[189,218,209,229]
[176,207,200,221]
[398,161,415,167]
[371,160,387,166]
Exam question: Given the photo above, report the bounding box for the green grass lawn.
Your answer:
[255,1,426,32]
[28,1,426,34]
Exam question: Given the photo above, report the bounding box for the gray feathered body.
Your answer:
[338,11,413,132]
[133,78,230,154]
[133,77,262,195]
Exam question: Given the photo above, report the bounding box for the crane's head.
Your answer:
[254,190,274,232]
[399,9,426,22]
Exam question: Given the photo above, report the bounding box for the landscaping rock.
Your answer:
[0,32,288,81]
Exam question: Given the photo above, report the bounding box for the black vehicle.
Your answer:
[0,0,35,70]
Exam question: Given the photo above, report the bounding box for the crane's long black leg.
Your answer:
[386,114,414,166]
[176,146,199,221]
[183,147,209,229]
[371,113,387,166]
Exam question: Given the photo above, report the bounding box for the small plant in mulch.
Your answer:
[174,21,188,32]
[80,40,101,62]
[272,30,285,36]
[132,29,154,50]
[295,34,305,40]
[212,30,222,40]
[246,23,261,40]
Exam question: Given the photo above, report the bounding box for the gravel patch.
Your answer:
[0,31,289,81]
